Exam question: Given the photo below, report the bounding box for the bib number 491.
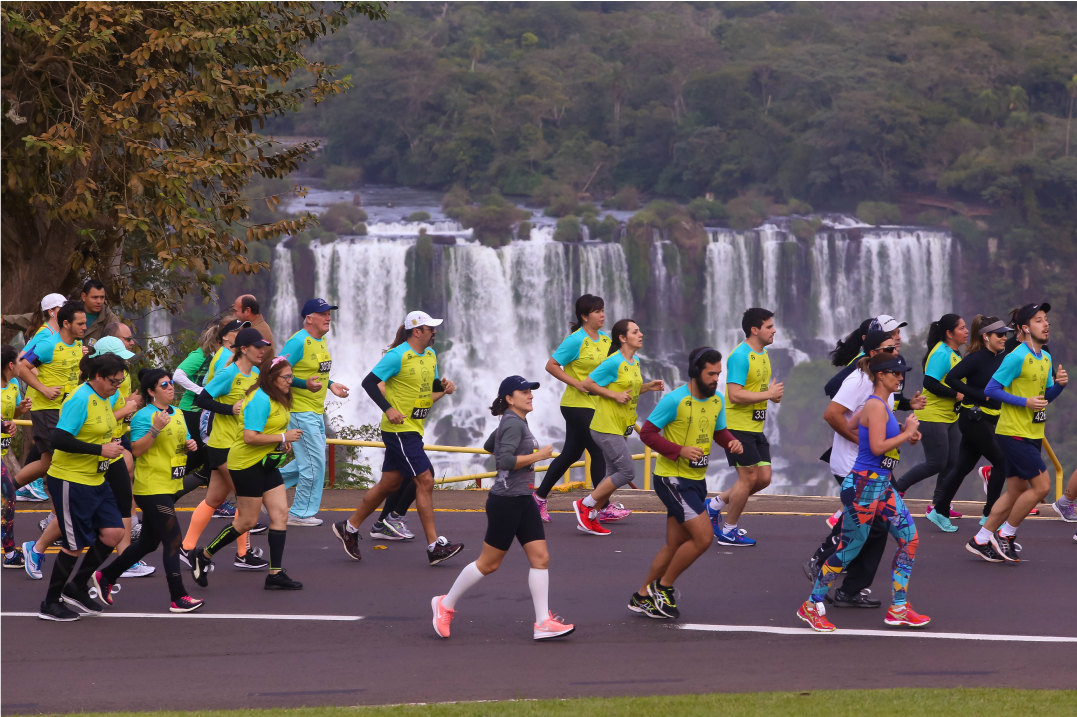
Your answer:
[880,456,898,470]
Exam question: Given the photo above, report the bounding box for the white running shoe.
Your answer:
[121,560,156,578]
[286,515,324,527]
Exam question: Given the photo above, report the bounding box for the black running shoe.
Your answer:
[428,536,463,566]
[648,580,680,619]
[827,589,881,608]
[965,538,1004,563]
[989,531,1019,562]
[191,547,213,587]
[234,552,268,570]
[61,583,103,614]
[628,592,668,619]
[38,600,80,622]
[248,522,268,535]
[331,520,362,561]
[179,546,192,568]
[803,555,821,583]
[264,568,303,590]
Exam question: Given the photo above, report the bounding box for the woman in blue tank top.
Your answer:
[799,353,930,633]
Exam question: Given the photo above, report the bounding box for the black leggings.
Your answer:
[380,479,417,521]
[105,459,132,519]
[102,494,187,601]
[535,406,607,499]
[933,411,1005,518]
[892,420,961,502]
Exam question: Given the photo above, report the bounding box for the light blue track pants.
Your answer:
[281,411,326,519]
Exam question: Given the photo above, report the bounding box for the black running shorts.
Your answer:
[483,493,545,551]
[724,429,771,467]
[229,463,284,498]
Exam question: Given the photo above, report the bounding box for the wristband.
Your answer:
[280,433,286,444]
[148,427,161,438]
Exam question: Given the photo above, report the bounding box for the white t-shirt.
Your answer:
[829,370,895,477]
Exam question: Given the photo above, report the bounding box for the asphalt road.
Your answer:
[2,508,1075,713]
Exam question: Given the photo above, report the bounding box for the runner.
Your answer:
[1051,467,1077,523]
[798,352,928,632]
[706,307,783,547]
[91,335,153,576]
[369,481,418,540]
[805,330,925,608]
[571,318,664,536]
[3,345,33,568]
[533,294,612,523]
[893,314,969,517]
[630,348,743,619]
[927,316,1012,532]
[185,327,268,571]
[280,298,350,527]
[968,303,1067,563]
[36,352,128,621]
[14,301,86,497]
[191,356,304,590]
[824,315,908,397]
[333,311,463,565]
[431,375,573,641]
[172,320,223,499]
[94,368,203,612]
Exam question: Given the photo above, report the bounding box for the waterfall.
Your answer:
[270,242,299,340]
[146,308,172,346]
[578,242,633,323]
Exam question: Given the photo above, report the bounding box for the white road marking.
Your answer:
[678,623,1077,642]
[2,612,363,621]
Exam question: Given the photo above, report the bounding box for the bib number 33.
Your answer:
[752,409,767,422]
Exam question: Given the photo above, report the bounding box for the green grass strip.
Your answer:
[61,689,1075,717]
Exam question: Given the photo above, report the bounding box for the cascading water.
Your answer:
[267,187,954,495]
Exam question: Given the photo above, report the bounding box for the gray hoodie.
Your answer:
[483,411,538,496]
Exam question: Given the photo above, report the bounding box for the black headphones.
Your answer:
[688,347,718,379]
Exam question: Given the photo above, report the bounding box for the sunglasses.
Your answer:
[879,369,904,377]
[875,346,897,354]
[157,380,174,389]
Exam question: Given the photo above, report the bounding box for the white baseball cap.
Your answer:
[871,314,908,333]
[404,310,443,329]
[41,293,67,311]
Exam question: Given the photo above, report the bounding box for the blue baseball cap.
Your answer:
[498,375,540,399]
[302,298,338,317]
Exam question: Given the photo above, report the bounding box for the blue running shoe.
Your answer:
[715,526,756,547]
[23,541,44,580]
[706,500,723,538]
[926,507,958,533]
[213,501,236,519]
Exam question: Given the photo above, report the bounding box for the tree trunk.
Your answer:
[0,209,82,337]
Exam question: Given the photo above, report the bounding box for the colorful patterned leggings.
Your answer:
[810,470,918,606]
[1,463,14,552]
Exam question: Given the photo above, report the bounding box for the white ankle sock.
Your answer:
[529,568,549,624]
[344,520,358,534]
[722,522,737,533]
[999,522,1018,538]
[582,495,597,509]
[443,561,484,610]
[709,496,727,512]
[974,527,992,544]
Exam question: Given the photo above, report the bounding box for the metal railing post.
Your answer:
[584,449,592,489]
[643,444,652,491]
[1044,438,1064,500]
[327,443,336,488]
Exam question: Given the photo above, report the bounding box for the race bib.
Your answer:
[1,436,10,450]
[752,409,767,422]
[688,454,709,469]
[880,455,899,470]
[318,359,332,374]
[624,425,634,436]
[97,459,110,474]
[171,455,187,479]
[1032,410,1047,424]
[410,398,433,420]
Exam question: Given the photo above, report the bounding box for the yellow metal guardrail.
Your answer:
[11,417,1063,498]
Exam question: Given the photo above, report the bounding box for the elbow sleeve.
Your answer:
[51,429,102,456]
[362,372,392,413]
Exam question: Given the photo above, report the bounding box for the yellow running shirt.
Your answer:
[588,351,643,436]
[130,405,190,495]
[49,383,119,486]
[371,343,440,435]
[550,329,612,409]
[724,341,771,432]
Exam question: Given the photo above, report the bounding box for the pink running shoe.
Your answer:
[534,612,575,640]
[533,493,551,523]
[431,595,455,638]
[597,502,631,523]
[949,508,962,519]
[825,510,841,529]
[979,466,991,494]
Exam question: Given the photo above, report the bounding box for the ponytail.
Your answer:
[608,318,636,355]
[922,313,961,369]
[489,395,509,416]
[570,294,605,333]
[830,318,873,367]
[388,324,411,350]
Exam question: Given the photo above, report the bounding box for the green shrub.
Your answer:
[687,197,727,222]
[408,211,431,222]
[320,203,368,233]
[442,185,470,214]
[554,215,582,242]
[606,187,640,210]
[916,209,948,226]
[323,166,363,189]
[455,192,531,246]
[518,220,532,239]
[354,222,368,236]
[726,191,773,230]
[791,217,823,240]
[856,201,902,226]
[597,214,619,242]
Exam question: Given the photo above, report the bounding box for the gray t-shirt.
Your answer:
[483,412,538,497]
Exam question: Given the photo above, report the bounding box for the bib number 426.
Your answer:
[1032,410,1047,424]
[688,454,709,469]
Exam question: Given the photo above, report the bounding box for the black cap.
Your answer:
[233,327,271,349]
[862,330,893,353]
[871,357,912,374]
[1014,302,1051,329]
[301,298,338,317]
[217,319,251,341]
[498,375,539,399]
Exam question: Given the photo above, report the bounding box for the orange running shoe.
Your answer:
[885,603,931,627]
[534,612,575,640]
[797,601,836,632]
[431,595,455,638]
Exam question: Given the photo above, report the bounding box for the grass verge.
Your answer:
[60,689,1075,717]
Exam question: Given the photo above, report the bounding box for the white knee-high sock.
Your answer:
[529,568,549,624]
[443,561,484,610]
